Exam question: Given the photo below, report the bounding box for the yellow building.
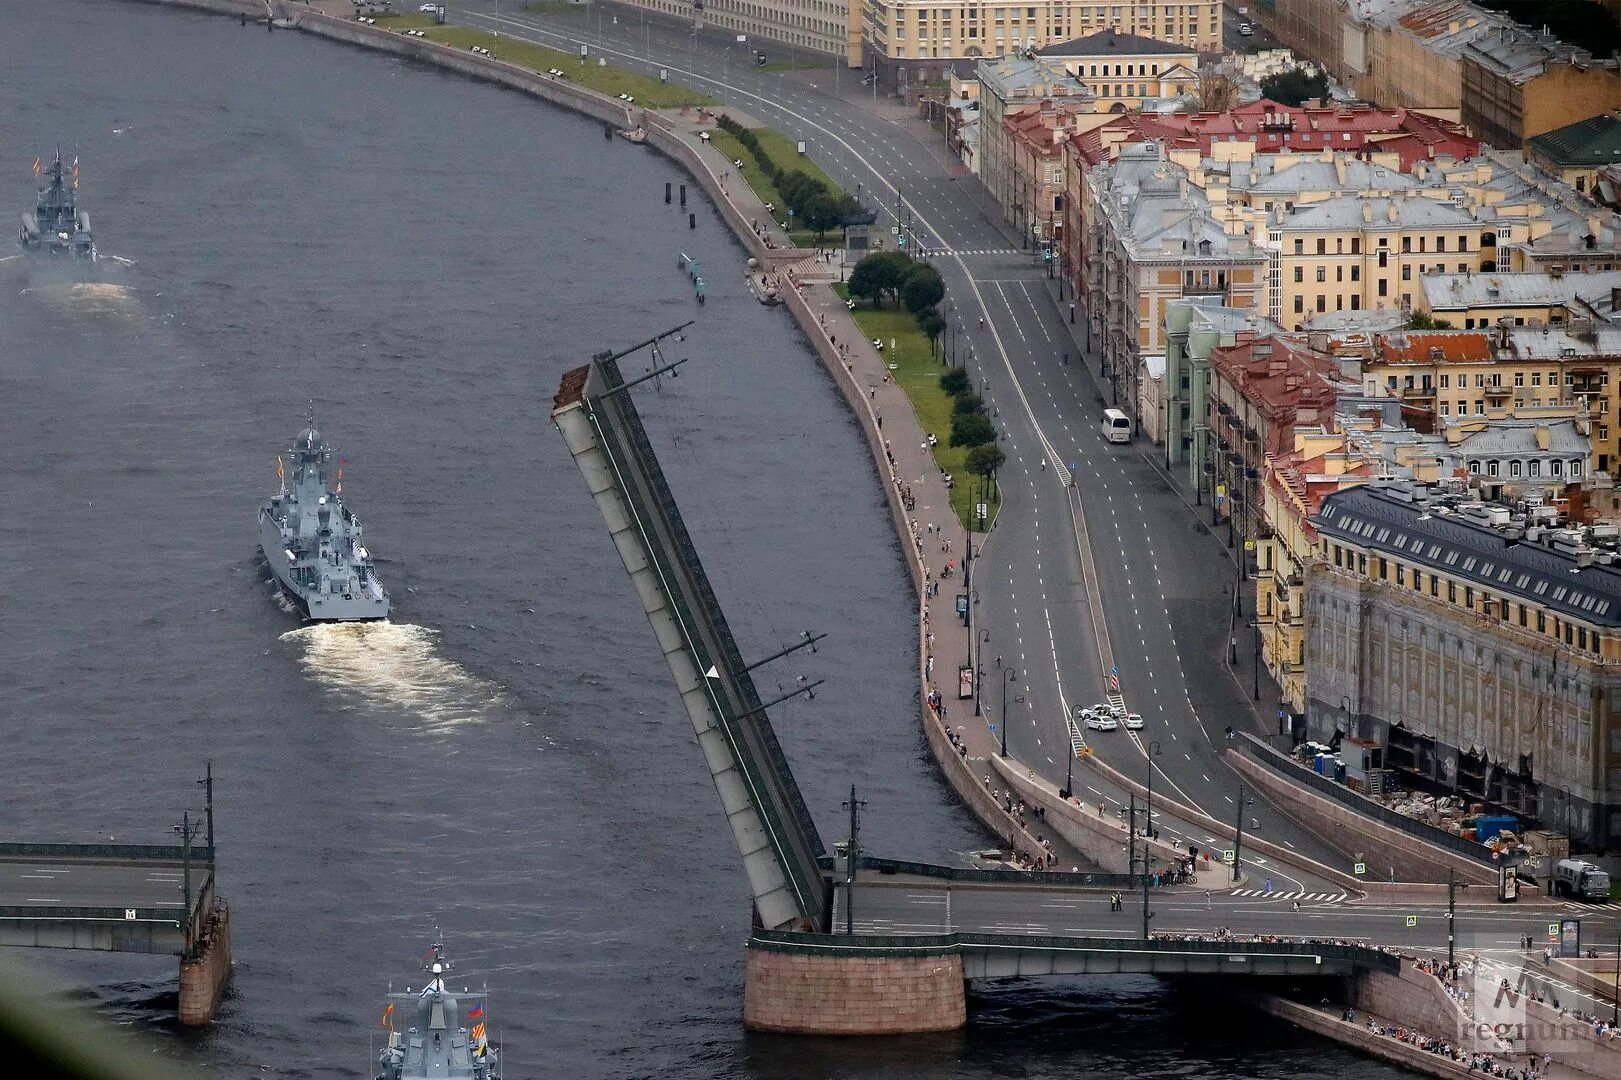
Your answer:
[1416,269,1621,329]
[1037,31,1200,108]
[1462,32,1621,150]
[1353,326,1621,473]
[862,0,1220,83]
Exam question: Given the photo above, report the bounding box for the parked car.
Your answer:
[419,2,439,10]
[1085,714,1119,732]
[1123,713,1144,730]
[1239,23,1254,36]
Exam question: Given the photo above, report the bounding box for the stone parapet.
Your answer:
[1227,748,1498,886]
[743,939,966,1034]
[178,902,231,1026]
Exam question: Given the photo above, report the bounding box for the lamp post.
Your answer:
[1612,925,1619,1027]
[998,664,1011,755]
[1232,781,1253,882]
[976,629,990,716]
[1145,739,1162,844]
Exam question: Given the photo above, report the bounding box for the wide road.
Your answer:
[0,857,190,909]
[445,2,1402,891]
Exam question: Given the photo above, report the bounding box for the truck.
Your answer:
[1551,859,1612,901]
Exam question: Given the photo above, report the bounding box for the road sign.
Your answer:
[1354,862,1367,875]
[1406,915,1418,928]
[1215,484,1227,501]
[892,226,900,235]
[976,502,988,521]
[1548,922,1560,940]
[1243,540,1255,551]
[124,909,137,921]
[1222,849,1235,864]
[580,44,589,57]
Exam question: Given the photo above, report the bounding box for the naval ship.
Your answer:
[377,942,501,1080]
[19,149,94,259]
[258,419,390,620]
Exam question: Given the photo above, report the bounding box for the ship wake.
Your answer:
[280,622,507,735]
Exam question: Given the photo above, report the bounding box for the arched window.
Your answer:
[1468,460,1482,474]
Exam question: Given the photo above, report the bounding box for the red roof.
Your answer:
[1374,331,1492,364]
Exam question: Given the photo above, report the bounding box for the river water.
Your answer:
[2,3,1408,1078]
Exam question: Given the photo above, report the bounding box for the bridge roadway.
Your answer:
[0,856,189,910]
[450,0,1362,890]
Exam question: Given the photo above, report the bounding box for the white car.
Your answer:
[1085,713,1119,732]
[1239,23,1254,35]
[419,3,439,11]
[1123,712,1144,730]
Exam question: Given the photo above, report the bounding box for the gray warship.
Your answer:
[376,942,501,1080]
[19,149,94,259]
[258,418,390,620]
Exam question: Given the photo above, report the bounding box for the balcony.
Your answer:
[1484,385,1511,400]
[1400,385,1436,401]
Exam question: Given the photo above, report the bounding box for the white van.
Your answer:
[1102,408,1131,443]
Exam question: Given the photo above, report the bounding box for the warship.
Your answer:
[19,149,94,259]
[258,417,390,620]
[376,942,501,1080]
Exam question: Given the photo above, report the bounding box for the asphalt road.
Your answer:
[444,2,1444,893]
[0,858,190,909]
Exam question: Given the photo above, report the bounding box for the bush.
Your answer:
[964,443,1006,480]
[940,368,970,396]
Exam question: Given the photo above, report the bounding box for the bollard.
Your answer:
[241,12,246,24]
[665,182,671,204]
[679,184,687,207]
[688,212,695,229]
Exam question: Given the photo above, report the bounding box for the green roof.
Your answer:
[1527,113,1621,167]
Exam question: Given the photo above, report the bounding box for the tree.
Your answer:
[901,263,946,315]
[1258,67,1331,108]
[940,368,970,396]
[847,250,914,307]
[802,192,844,240]
[964,443,1006,481]
[1406,311,1454,330]
[952,392,985,416]
[950,411,995,448]
[777,171,822,215]
[917,310,946,358]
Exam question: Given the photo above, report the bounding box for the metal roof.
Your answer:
[1040,30,1193,57]
[1528,114,1621,169]
[1315,485,1621,627]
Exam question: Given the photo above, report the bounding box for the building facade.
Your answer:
[1306,481,1621,847]
[864,0,1221,80]
[978,57,1092,238]
[1037,30,1200,109]
[1460,30,1621,150]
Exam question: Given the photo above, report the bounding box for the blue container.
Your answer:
[1474,816,1517,842]
[1314,754,1329,775]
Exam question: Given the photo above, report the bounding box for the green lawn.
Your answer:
[422,26,712,108]
[835,286,997,532]
[702,128,824,247]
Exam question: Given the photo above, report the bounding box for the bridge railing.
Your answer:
[1232,733,1497,866]
[589,358,828,922]
[0,905,183,925]
[0,843,215,863]
[819,853,1138,889]
[751,928,1401,973]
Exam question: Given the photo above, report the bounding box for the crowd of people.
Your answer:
[1361,1022,1547,1078]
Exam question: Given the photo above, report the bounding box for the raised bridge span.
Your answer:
[551,339,1615,1036]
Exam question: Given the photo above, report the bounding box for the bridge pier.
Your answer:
[743,938,966,1034]
[177,901,231,1026]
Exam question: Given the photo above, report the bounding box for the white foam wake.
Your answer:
[280,621,506,735]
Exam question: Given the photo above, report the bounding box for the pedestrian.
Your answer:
[1205,890,1212,908]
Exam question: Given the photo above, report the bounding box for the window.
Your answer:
[1529,460,1541,478]
[1551,459,1563,477]
[1379,279,1388,297]
[1378,251,1388,268]
[1514,372,1524,387]
[1294,239,1304,255]
[1511,460,1522,478]
[1351,265,1360,281]
[1294,266,1304,283]
[1317,238,1327,255]
[1448,582,1457,603]
[1440,374,1450,389]
[1532,372,1542,386]
[1402,265,1412,281]
[1316,267,1326,282]
[1294,295,1304,314]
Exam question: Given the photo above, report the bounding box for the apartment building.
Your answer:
[1306,479,1621,845]
[1354,324,1621,473]
[1527,114,1621,198]
[1163,299,1284,480]
[864,0,1222,85]
[1461,27,1621,150]
[977,56,1092,239]
[1417,269,1621,329]
[1083,143,1268,425]
[618,0,859,59]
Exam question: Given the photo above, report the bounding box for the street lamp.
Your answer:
[1145,739,1162,844]
[1232,781,1254,882]
[975,629,991,716]
[1000,668,1018,757]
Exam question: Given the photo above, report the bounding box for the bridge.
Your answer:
[0,770,230,1025]
[552,341,1617,1039]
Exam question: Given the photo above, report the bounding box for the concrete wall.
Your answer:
[1227,747,1498,886]
[990,754,1185,874]
[178,902,231,1026]
[1522,995,1621,1079]
[743,942,966,1034]
[1257,995,1479,1080]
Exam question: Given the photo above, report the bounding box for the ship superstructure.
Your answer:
[19,149,94,258]
[258,418,389,621]
[376,942,501,1080]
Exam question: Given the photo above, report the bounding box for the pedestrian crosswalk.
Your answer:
[1230,888,1348,903]
[935,248,1022,257]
